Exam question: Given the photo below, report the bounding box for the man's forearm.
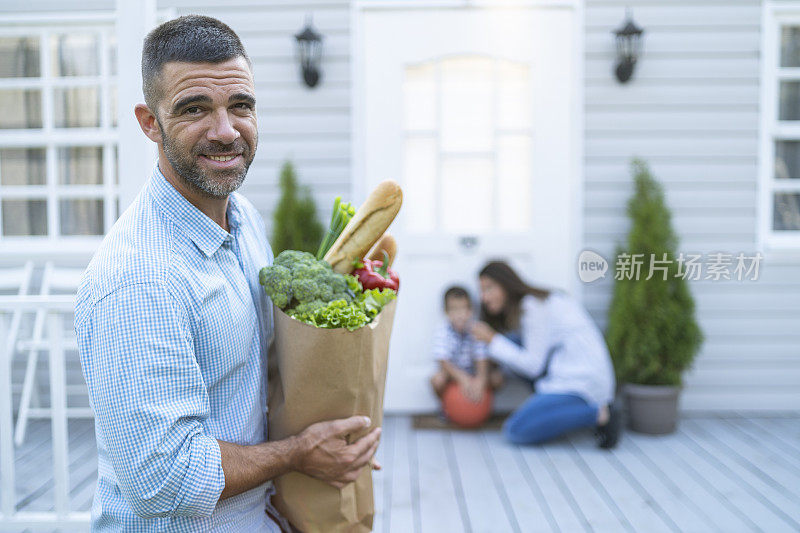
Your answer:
[217,436,300,501]
[216,416,381,501]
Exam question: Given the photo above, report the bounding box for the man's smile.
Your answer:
[198,153,244,168]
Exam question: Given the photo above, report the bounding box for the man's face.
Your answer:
[154,56,257,197]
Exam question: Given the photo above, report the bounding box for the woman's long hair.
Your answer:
[479,260,553,332]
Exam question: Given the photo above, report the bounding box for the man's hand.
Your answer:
[291,416,382,489]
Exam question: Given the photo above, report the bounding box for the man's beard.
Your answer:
[159,123,256,198]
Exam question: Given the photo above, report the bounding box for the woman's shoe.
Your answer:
[595,403,621,449]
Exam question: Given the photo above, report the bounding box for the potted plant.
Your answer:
[605,159,703,434]
[271,161,324,255]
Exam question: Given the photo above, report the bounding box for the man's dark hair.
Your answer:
[443,286,471,310]
[141,15,250,113]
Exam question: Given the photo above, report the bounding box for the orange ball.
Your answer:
[442,382,493,429]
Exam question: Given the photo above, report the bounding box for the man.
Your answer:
[75,15,381,531]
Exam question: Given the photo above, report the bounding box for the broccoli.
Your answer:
[317,284,335,302]
[325,272,347,294]
[273,250,316,272]
[262,252,366,312]
[289,261,346,302]
[319,271,350,302]
[290,299,327,318]
[294,262,328,280]
[291,278,319,303]
[259,265,293,308]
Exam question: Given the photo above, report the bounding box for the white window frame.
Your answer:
[0,13,117,256]
[759,2,800,249]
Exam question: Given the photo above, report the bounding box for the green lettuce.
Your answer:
[288,289,397,331]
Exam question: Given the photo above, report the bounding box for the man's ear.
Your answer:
[134,103,162,143]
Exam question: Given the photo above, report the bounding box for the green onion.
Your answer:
[316,196,356,260]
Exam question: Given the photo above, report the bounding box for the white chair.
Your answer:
[0,261,35,384]
[14,262,89,447]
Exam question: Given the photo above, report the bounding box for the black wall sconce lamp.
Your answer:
[613,10,644,83]
[295,16,323,88]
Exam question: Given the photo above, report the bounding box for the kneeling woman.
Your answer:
[471,261,621,448]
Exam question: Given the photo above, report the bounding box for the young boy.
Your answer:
[430,286,504,404]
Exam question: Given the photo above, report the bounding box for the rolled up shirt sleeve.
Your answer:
[77,282,225,519]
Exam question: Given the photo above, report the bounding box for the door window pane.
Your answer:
[781,27,800,67]
[60,198,103,235]
[0,148,46,186]
[496,135,531,231]
[402,137,437,232]
[775,141,800,179]
[58,146,103,185]
[54,87,100,128]
[0,36,40,77]
[0,89,42,129]
[497,60,531,131]
[440,57,493,152]
[440,156,492,233]
[773,192,800,230]
[2,199,47,236]
[50,33,99,76]
[779,82,800,120]
[403,62,436,132]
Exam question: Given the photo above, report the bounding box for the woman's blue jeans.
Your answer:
[503,392,599,445]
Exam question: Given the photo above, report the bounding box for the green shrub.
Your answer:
[271,161,324,256]
[605,159,703,386]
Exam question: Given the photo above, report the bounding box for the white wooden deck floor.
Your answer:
[5,415,800,532]
[374,415,800,533]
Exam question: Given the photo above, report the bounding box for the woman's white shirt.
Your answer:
[487,293,615,406]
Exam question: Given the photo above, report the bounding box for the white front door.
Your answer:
[354,2,582,412]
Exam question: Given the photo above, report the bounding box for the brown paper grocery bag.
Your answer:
[268,298,398,533]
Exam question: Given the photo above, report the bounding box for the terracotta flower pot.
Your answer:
[623,383,681,434]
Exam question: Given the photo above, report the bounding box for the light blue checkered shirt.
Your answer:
[75,165,288,532]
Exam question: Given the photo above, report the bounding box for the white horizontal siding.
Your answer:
[0,0,114,11]
[586,83,760,107]
[586,186,756,211]
[584,0,800,412]
[586,28,762,54]
[584,3,761,30]
[587,110,759,132]
[586,161,759,182]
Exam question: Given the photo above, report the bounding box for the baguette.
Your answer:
[324,180,402,273]
[366,233,398,267]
